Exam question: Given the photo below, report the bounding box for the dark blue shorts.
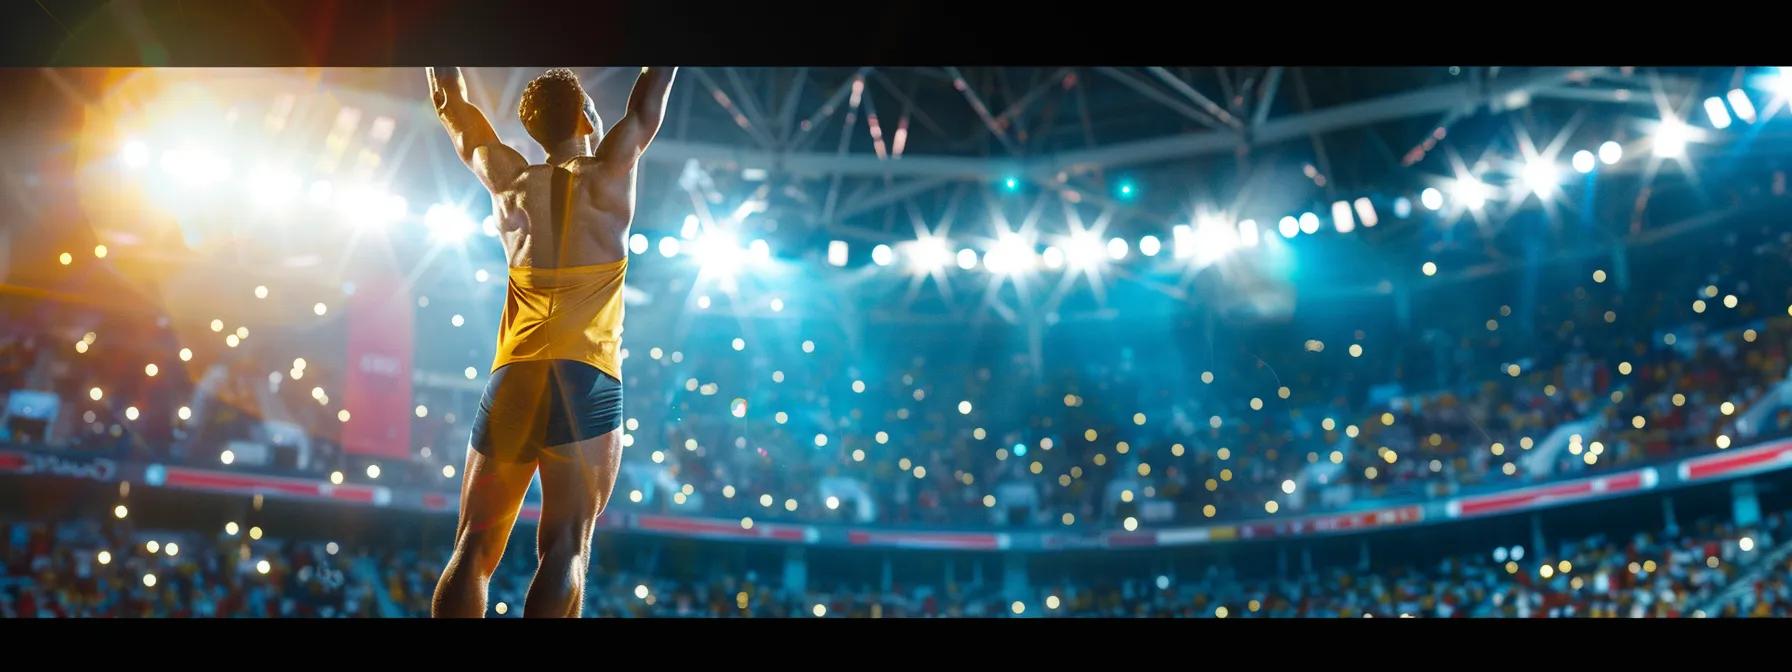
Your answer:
[470,360,622,462]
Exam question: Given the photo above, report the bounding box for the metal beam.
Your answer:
[722,67,778,145]
[942,66,1022,155]
[819,71,871,224]
[688,68,777,149]
[641,139,1004,178]
[836,176,955,219]
[649,68,1595,178]
[1147,66,1244,131]
[869,69,948,141]
[1095,67,1228,132]
[1034,67,1603,177]
[1531,85,1657,107]
[994,67,1073,125]
[1252,66,1283,129]
[776,67,809,144]
[789,68,870,153]
[1290,69,1336,196]
[285,67,1608,182]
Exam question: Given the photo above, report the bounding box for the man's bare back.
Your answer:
[425,66,676,618]
[490,161,632,268]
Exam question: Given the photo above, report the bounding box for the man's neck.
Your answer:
[544,138,588,164]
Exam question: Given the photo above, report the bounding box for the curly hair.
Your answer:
[518,68,588,146]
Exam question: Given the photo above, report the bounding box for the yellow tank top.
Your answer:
[491,258,627,380]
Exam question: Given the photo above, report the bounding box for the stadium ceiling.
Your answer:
[294,66,1733,235]
[436,66,1705,174]
[148,65,1751,327]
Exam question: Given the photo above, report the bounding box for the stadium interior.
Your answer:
[5,66,1792,617]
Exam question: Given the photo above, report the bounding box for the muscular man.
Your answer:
[426,66,676,618]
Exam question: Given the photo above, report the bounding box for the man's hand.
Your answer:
[426,67,525,191]
[593,67,678,174]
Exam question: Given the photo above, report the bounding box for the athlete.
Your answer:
[425,66,676,618]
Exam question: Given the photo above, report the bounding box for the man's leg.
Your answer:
[432,446,536,617]
[523,428,623,617]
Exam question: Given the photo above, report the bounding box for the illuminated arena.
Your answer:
[5,66,1792,617]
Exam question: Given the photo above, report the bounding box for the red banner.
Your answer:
[341,272,413,459]
[1448,469,1652,518]
[1679,439,1792,482]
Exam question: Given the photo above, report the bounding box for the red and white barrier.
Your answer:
[1447,468,1655,519]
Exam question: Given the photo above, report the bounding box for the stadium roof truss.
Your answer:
[225,67,1773,326]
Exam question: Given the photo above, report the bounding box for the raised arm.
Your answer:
[593,67,678,174]
[426,67,526,190]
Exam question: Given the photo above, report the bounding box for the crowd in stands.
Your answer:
[5,223,1792,531]
[2,505,1784,617]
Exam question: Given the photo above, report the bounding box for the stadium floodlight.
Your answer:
[680,214,700,239]
[384,194,409,222]
[1520,159,1561,197]
[1353,198,1378,228]
[338,184,401,227]
[629,233,649,254]
[1237,219,1260,247]
[1041,245,1065,270]
[871,244,894,266]
[165,146,230,187]
[249,167,302,211]
[1106,237,1130,260]
[1420,187,1444,211]
[956,248,979,270]
[657,236,681,258]
[1571,150,1596,174]
[1298,212,1320,235]
[1598,141,1623,165]
[1450,177,1489,210]
[1703,96,1732,130]
[828,240,849,267]
[905,236,953,275]
[1277,216,1299,238]
[1173,225,1195,257]
[424,203,476,242]
[748,238,771,262]
[1331,201,1355,233]
[1064,231,1105,269]
[121,139,150,169]
[309,180,334,207]
[1138,235,1162,257]
[1727,89,1756,124]
[1190,216,1240,267]
[692,229,747,274]
[1652,117,1689,158]
[984,232,1036,275]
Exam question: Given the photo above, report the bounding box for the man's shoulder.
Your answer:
[562,155,619,173]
